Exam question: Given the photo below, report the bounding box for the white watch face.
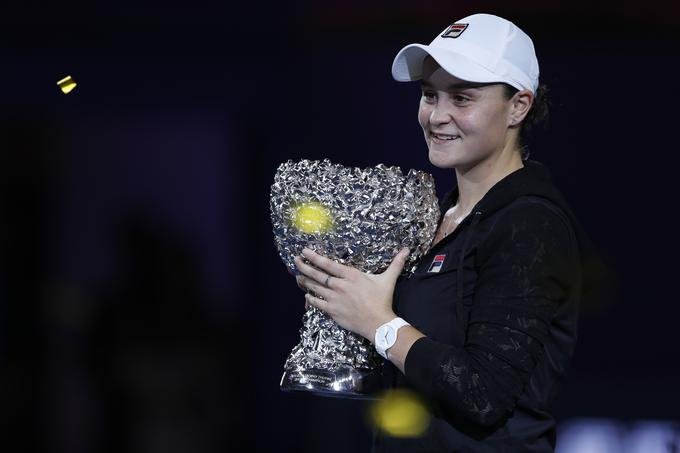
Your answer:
[379,325,396,349]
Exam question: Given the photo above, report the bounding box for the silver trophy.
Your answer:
[271,159,439,399]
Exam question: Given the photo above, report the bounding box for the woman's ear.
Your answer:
[508,90,534,126]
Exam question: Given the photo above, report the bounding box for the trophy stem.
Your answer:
[279,306,384,399]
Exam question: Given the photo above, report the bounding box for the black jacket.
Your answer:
[373,159,603,452]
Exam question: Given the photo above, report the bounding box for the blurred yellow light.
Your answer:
[292,202,333,234]
[370,388,430,437]
[57,75,77,94]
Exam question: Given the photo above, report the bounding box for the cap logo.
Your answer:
[441,23,468,39]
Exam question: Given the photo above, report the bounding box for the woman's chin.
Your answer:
[428,149,458,169]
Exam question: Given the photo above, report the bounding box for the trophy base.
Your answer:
[280,366,382,400]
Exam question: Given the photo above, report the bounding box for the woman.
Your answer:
[294,13,596,452]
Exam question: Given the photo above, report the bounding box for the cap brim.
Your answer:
[391,43,506,85]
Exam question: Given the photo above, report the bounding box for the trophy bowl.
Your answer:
[270,158,439,399]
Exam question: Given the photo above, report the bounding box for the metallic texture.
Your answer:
[271,158,439,398]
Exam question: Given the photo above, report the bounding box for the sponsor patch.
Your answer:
[427,254,447,273]
[441,23,468,39]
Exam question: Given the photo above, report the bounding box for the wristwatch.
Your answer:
[374,317,410,359]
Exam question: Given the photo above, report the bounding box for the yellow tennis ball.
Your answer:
[370,389,430,437]
[292,202,333,234]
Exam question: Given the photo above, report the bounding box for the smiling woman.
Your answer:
[417,56,530,176]
[293,12,603,453]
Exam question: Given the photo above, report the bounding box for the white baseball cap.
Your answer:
[391,13,539,93]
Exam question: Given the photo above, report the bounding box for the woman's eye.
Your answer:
[422,91,436,101]
[453,94,470,104]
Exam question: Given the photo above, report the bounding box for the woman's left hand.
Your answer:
[294,247,410,342]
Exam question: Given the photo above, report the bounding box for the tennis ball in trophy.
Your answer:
[292,202,334,234]
[370,389,430,437]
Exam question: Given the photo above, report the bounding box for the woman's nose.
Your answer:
[429,102,452,125]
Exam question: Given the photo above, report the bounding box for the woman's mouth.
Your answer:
[430,132,459,144]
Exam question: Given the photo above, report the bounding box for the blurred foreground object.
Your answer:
[57,75,77,94]
[370,388,430,437]
[556,418,680,452]
[292,201,334,234]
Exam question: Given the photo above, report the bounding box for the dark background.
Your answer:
[2,1,679,452]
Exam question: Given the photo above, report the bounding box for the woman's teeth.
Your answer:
[431,133,458,141]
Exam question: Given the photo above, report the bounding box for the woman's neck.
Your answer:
[453,150,524,213]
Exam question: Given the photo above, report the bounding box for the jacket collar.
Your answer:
[440,159,572,220]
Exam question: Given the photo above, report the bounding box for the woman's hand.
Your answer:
[294,247,410,342]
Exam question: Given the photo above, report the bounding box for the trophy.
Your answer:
[270,159,439,398]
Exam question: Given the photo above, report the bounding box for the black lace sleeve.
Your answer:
[403,202,580,427]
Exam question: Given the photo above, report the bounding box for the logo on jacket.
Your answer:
[427,254,447,273]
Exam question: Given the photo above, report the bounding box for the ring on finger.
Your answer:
[324,274,332,288]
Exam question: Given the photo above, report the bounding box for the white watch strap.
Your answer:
[375,317,410,359]
[387,317,410,331]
